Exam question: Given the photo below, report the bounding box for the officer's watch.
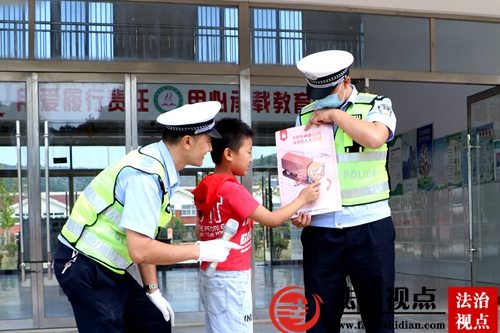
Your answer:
[143,284,159,292]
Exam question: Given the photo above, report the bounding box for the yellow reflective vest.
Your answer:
[60,148,173,274]
[299,93,390,206]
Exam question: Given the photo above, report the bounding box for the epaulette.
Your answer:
[299,101,318,115]
[355,93,378,104]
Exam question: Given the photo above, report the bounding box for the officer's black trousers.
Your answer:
[54,243,171,333]
[301,217,395,333]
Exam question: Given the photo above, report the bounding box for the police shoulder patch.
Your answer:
[377,103,393,116]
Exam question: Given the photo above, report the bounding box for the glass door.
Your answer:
[38,74,127,328]
[0,77,32,330]
[0,73,128,330]
[255,169,274,264]
[467,86,500,288]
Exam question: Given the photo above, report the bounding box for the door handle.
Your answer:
[44,121,53,280]
[16,120,26,282]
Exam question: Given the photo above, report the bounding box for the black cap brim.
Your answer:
[205,128,222,139]
[306,84,336,100]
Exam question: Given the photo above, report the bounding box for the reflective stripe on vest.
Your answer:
[60,148,172,274]
[79,230,130,269]
[64,205,125,238]
[299,93,390,206]
[341,182,390,199]
[337,151,387,163]
[83,185,109,214]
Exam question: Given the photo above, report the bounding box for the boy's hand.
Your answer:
[291,212,312,228]
[299,182,320,204]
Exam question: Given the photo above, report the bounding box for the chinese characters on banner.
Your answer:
[0,83,311,122]
[141,84,311,122]
[0,83,126,122]
[448,287,498,332]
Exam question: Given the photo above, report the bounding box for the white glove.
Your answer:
[196,240,242,262]
[146,289,175,327]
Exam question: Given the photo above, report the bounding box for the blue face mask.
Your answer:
[316,84,346,109]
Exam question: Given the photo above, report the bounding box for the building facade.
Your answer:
[1,0,500,330]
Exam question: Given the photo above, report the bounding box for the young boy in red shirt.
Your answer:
[192,117,320,333]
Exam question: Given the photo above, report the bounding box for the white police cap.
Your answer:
[157,101,222,138]
[296,50,354,100]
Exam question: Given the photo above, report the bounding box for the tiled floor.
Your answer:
[172,266,441,332]
[1,263,499,332]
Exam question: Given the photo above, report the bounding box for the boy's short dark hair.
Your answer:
[211,117,256,164]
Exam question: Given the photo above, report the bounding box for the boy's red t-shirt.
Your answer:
[192,174,259,271]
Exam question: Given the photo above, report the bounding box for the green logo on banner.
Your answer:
[154,86,183,113]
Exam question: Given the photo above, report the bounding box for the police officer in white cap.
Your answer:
[53,101,242,333]
[293,50,397,333]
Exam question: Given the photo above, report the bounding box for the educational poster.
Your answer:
[446,132,463,188]
[471,123,494,184]
[388,134,403,195]
[275,125,342,215]
[402,129,418,194]
[417,124,434,192]
[494,140,500,182]
[433,136,448,190]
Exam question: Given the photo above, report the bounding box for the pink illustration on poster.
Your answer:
[275,124,342,216]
